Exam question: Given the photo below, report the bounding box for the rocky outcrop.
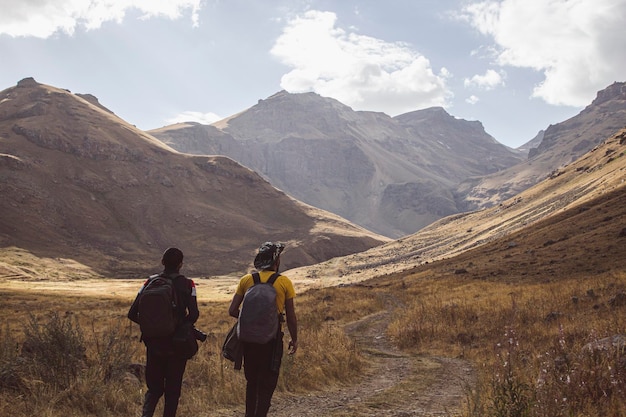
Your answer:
[533,82,626,159]
[461,82,626,210]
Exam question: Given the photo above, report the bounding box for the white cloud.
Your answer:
[165,111,223,126]
[466,95,480,105]
[461,0,626,107]
[270,10,452,116]
[0,0,202,38]
[464,69,505,90]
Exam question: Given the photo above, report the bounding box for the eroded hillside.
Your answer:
[0,78,388,278]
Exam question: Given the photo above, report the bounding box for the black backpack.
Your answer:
[138,273,180,338]
[237,272,281,344]
[222,322,243,369]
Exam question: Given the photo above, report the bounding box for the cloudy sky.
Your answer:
[1,0,624,148]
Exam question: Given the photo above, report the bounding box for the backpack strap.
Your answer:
[143,273,161,288]
[267,272,283,326]
[267,272,281,285]
[252,272,280,285]
[162,272,186,320]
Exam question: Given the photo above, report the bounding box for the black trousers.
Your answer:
[243,336,283,417]
[142,346,188,417]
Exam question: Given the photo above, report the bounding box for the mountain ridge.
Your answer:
[286,126,626,287]
[462,81,626,209]
[3,77,625,281]
[152,91,524,237]
[0,78,388,277]
[153,83,626,236]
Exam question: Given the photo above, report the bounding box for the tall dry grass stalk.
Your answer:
[388,271,626,417]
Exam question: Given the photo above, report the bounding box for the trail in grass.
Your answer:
[215,303,475,416]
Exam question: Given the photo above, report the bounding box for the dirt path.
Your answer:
[220,305,475,416]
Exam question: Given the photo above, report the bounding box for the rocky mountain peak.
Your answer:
[219,91,361,142]
[1,80,172,161]
[463,82,626,211]
[400,106,450,120]
[531,82,626,158]
[591,81,626,106]
[395,106,485,132]
[16,77,39,88]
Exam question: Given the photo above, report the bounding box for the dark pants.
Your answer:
[243,336,283,417]
[142,346,188,417]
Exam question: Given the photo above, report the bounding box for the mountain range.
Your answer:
[150,92,524,237]
[151,83,626,238]
[0,78,387,277]
[1,77,625,279]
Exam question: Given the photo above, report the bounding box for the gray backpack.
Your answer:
[237,272,280,344]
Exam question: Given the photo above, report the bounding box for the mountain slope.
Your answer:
[461,82,626,209]
[0,78,388,277]
[151,91,523,237]
[286,126,626,287]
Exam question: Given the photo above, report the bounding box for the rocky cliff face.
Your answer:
[533,82,626,158]
[152,91,524,237]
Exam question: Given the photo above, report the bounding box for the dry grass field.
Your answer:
[0,276,380,417]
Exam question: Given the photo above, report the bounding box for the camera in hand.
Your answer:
[194,327,208,342]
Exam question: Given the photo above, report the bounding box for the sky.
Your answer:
[0,0,625,149]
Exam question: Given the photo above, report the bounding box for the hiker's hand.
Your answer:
[288,339,298,355]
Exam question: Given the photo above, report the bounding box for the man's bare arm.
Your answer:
[285,297,298,354]
[228,294,244,318]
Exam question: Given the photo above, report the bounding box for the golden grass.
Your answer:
[2,178,625,416]
[0,280,373,417]
[380,269,626,417]
[2,266,626,416]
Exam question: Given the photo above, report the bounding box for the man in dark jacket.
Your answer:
[128,247,199,417]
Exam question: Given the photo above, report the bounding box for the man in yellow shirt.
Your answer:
[228,242,298,417]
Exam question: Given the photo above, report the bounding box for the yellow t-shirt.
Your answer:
[235,271,296,313]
